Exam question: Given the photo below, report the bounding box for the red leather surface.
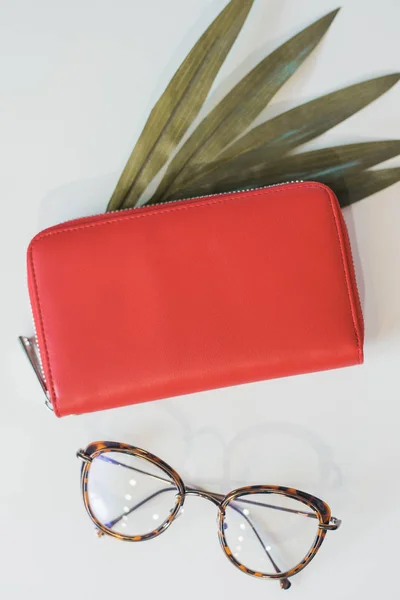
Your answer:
[27,182,364,417]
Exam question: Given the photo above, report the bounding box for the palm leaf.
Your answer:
[166,141,400,199]
[175,74,400,190]
[144,8,340,207]
[107,0,254,211]
[331,168,400,207]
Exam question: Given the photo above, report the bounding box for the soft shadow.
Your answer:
[159,405,342,498]
[348,188,400,343]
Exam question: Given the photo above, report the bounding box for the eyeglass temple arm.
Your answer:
[104,487,175,529]
[98,456,290,589]
[97,455,341,524]
[104,484,290,589]
[221,499,291,590]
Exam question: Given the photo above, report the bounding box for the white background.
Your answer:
[1,0,399,598]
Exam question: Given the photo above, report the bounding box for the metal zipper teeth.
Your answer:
[28,303,47,385]
[30,179,303,395]
[111,180,304,214]
[48,180,305,226]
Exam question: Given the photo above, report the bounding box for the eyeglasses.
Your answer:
[77,441,341,590]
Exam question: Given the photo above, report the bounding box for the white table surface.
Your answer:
[1,1,399,598]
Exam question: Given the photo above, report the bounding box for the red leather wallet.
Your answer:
[25,182,363,417]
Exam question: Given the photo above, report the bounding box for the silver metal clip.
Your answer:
[18,336,54,412]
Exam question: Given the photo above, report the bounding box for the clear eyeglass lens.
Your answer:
[87,451,180,537]
[223,493,319,575]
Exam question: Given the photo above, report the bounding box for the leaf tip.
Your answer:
[323,7,341,23]
[377,72,400,92]
[309,7,340,35]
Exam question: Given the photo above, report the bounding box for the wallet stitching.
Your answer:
[29,183,362,407]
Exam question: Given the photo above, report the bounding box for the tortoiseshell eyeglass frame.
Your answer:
[77,441,341,591]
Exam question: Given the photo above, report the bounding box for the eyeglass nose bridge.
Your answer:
[185,487,224,509]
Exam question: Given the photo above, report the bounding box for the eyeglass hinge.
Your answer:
[76,450,92,463]
[319,517,341,531]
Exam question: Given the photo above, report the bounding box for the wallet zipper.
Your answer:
[29,179,303,408]
[110,180,304,214]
